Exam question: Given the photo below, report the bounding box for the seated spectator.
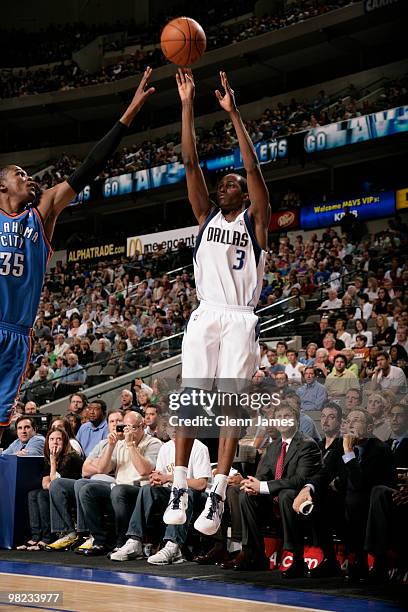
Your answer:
[374,314,396,347]
[65,392,87,417]
[74,411,161,556]
[235,402,321,574]
[335,318,352,349]
[76,399,108,457]
[355,293,373,321]
[24,401,38,415]
[119,389,139,413]
[296,366,328,411]
[49,417,84,455]
[322,336,339,364]
[93,338,112,363]
[299,342,317,366]
[65,412,82,436]
[3,416,45,456]
[325,354,359,398]
[370,351,407,394]
[276,341,288,365]
[351,319,373,348]
[55,353,87,398]
[265,349,285,378]
[313,348,331,381]
[54,334,70,358]
[373,287,391,316]
[78,338,94,365]
[25,365,54,405]
[342,348,359,378]
[389,344,408,374]
[293,409,396,580]
[109,433,210,564]
[19,427,83,551]
[393,326,408,354]
[366,394,392,442]
[47,409,124,551]
[318,289,342,310]
[144,405,159,437]
[353,334,370,360]
[284,350,304,385]
[344,387,362,413]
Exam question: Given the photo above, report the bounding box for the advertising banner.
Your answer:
[396,188,408,210]
[268,209,299,232]
[67,241,126,263]
[300,191,395,230]
[127,225,199,257]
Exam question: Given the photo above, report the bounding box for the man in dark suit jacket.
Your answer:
[293,408,396,579]
[236,401,322,575]
[365,403,408,578]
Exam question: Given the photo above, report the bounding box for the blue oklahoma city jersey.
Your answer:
[0,207,51,328]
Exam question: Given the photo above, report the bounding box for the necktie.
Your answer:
[273,441,287,502]
[391,439,399,452]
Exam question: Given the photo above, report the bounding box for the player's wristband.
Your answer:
[67,121,128,194]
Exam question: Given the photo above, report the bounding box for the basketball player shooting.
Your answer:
[0,68,155,429]
[164,69,270,535]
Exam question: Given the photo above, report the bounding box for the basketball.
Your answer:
[160,17,206,66]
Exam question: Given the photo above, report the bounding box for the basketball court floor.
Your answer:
[0,554,405,612]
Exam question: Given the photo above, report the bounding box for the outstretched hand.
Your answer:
[215,71,237,113]
[176,68,195,103]
[130,66,155,111]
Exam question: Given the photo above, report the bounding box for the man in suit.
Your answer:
[293,408,396,580]
[365,403,408,579]
[235,401,322,575]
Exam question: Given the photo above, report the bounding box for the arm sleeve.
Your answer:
[67,121,128,194]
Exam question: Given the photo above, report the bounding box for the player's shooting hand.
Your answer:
[121,67,155,125]
[176,68,195,103]
[215,71,237,113]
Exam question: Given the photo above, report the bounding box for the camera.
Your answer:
[116,424,125,432]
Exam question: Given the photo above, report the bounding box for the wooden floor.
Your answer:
[1,574,328,612]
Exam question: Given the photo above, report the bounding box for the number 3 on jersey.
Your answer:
[0,252,25,277]
[233,248,246,271]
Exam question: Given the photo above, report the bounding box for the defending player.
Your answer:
[0,68,155,428]
[164,70,270,534]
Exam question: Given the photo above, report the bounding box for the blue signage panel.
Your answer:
[300,191,396,230]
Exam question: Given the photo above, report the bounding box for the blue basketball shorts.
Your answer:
[0,321,32,427]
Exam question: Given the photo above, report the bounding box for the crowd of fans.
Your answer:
[0,1,359,99]
[0,203,407,578]
[33,74,408,190]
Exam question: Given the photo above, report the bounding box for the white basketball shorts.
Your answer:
[181,300,260,391]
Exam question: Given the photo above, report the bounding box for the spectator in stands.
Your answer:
[65,412,82,436]
[18,427,83,551]
[78,338,94,365]
[285,350,304,385]
[235,402,321,574]
[76,399,108,457]
[314,262,330,286]
[54,334,70,358]
[265,349,285,378]
[351,319,373,348]
[374,314,396,347]
[366,394,392,442]
[322,336,339,363]
[93,338,112,363]
[276,341,288,365]
[335,318,352,348]
[313,348,331,381]
[370,351,407,393]
[299,342,318,367]
[119,389,139,413]
[296,366,328,411]
[144,405,159,437]
[355,293,373,321]
[344,387,362,412]
[24,401,38,415]
[393,326,408,354]
[318,289,342,310]
[3,416,45,456]
[47,409,124,551]
[342,348,359,378]
[373,287,392,316]
[49,417,83,456]
[25,365,54,405]
[55,353,87,397]
[66,392,87,416]
[110,431,210,563]
[325,354,359,398]
[353,334,370,360]
[76,411,161,556]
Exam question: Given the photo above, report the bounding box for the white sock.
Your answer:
[212,473,228,500]
[229,541,242,553]
[173,466,188,490]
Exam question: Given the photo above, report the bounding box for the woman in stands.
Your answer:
[17,427,83,550]
[351,319,373,347]
[300,342,318,366]
[373,314,396,347]
[373,286,391,316]
[49,417,83,456]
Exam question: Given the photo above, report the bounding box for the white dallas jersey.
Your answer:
[193,208,265,308]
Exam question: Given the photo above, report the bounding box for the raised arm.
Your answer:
[37,67,156,241]
[215,71,270,249]
[176,69,212,226]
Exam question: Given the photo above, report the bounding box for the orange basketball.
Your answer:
[160,17,206,66]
